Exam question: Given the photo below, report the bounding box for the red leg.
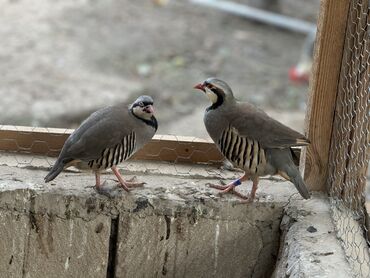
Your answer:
[247,177,259,202]
[94,171,110,196]
[111,166,145,192]
[208,173,250,199]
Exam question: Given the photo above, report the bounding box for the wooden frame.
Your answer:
[301,0,351,192]
[0,125,224,164]
[0,125,303,167]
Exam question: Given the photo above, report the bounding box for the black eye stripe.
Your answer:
[204,82,217,91]
[208,86,219,93]
[133,101,153,107]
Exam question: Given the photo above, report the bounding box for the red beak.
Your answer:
[145,105,155,114]
[194,83,206,92]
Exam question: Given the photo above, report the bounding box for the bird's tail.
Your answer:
[44,160,65,183]
[271,148,311,199]
[288,167,311,199]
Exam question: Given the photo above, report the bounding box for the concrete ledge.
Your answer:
[0,160,297,278]
[273,193,353,278]
[0,158,355,277]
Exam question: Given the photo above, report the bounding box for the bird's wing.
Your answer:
[60,106,134,161]
[229,102,309,149]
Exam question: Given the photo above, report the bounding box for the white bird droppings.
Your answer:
[214,223,220,275]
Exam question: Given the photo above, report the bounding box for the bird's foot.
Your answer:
[208,182,249,200]
[116,179,145,192]
[109,176,146,190]
[123,181,146,188]
[95,181,115,197]
[125,176,146,187]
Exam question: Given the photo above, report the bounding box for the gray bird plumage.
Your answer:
[195,78,310,200]
[44,95,158,191]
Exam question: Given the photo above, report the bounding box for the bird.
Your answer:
[194,78,310,201]
[44,95,158,194]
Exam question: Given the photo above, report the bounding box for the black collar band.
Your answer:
[206,88,224,111]
[130,109,158,131]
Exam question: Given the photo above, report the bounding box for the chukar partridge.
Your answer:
[194,78,310,201]
[44,95,158,194]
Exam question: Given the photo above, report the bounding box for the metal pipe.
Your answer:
[190,0,316,35]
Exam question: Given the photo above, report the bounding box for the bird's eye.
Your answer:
[138,102,144,107]
[206,84,215,90]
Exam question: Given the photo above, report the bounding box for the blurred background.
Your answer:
[0,0,319,138]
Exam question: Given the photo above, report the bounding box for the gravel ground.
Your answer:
[0,0,320,137]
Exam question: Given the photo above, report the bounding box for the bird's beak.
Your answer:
[194,83,206,92]
[145,105,155,114]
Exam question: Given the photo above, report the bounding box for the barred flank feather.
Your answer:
[88,131,136,170]
[218,127,266,174]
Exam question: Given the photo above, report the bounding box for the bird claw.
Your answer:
[111,176,146,187]
[126,176,138,183]
[207,182,229,190]
[116,181,145,192]
[125,178,146,187]
[208,183,250,201]
[127,182,146,187]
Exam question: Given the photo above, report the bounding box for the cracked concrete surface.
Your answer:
[0,154,296,278]
[0,154,355,277]
[273,194,353,278]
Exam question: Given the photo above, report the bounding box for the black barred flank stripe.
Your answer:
[232,135,241,162]
[218,127,266,173]
[124,135,130,160]
[249,140,254,169]
[115,144,121,166]
[224,129,233,159]
[130,133,135,157]
[256,142,260,165]
[111,144,118,166]
[124,136,129,160]
[88,132,136,170]
[237,137,246,166]
[104,148,111,169]
[243,139,250,168]
[120,137,126,161]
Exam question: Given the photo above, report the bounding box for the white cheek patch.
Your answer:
[133,106,151,120]
[133,106,142,115]
[205,88,218,104]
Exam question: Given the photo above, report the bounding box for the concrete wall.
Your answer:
[0,165,289,278]
[0,163,356,278]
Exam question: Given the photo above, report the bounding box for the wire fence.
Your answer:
[0,126,249,192]
[0,126,221,174]
[327,0,370,276]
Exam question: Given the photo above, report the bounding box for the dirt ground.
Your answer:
[0,0,320,137]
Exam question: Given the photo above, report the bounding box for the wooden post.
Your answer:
[301,0,351,192]
[327,0,370,208]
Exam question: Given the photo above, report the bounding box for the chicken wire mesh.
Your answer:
[0,123,304,204]
[0,125,222,170]
[327,0,370,276]
[0,125,244,188]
